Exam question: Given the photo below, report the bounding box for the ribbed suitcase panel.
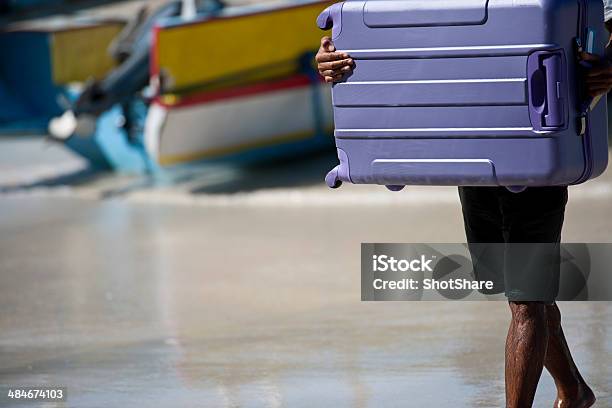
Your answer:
[319,0,608,188]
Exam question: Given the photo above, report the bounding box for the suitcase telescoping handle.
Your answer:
[527,50,566,131]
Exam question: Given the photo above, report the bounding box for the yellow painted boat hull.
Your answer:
[153,0,334,94]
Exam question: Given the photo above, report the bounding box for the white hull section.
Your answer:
[144,83,333,166]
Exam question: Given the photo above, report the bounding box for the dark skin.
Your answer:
[582,51,612,97]
[315,37,355,83]
[507,302,595,408]
[316,34,609,408]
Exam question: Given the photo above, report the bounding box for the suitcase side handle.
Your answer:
[527,50,567,131]
[316,3,343,39]
[316,7,333,30]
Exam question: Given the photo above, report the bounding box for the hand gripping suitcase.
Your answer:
[317,0,608,191]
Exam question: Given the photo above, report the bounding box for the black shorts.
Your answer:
[458,186,568,302]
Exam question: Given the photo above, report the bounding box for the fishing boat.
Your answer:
[48,0,335,173]
[0,17,124,133]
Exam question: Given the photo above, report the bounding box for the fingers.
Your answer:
[320,66,353,77]
[580,53,612,98]
[585,78,612,87]
[316,51,351,63]
[587,87,610,98]
[317,58,354,71]
[585,64,612,78]
[318,59,354,83]
[324,73,345,83]
[316,36,354,83]
[320,36,335,52]
[586,82,611,91]
[580,51,600,62]
[320,68,351,83]
[586,83,611,91]
[584,78,612,97]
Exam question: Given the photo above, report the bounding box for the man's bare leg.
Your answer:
[506,301,548,408]
[544,303,595,408]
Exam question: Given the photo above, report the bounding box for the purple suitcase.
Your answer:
[317,0,608,191]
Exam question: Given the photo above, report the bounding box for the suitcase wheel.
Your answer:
[506,186,527,193]
[385,185,405,192]
[325,166,342,189]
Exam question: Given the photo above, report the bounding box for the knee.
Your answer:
[509,301,547,325]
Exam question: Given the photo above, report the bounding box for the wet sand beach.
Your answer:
[0,136,611,407]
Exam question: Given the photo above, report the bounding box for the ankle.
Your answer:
[556,382,582,398]
[555,383,595,407]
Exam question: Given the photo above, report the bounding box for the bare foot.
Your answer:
[554,384,596,408]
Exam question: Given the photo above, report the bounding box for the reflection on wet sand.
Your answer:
[0,186,610,407]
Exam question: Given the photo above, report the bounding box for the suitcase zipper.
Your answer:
[574,0,595,184]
